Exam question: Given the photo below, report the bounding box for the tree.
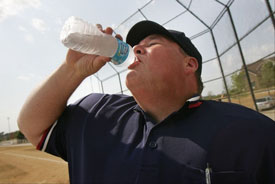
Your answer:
[0,132,4,142]
[230,70,248,94]
[15,131,25,140]
[258,61,275,88]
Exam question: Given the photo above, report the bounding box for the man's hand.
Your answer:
[65,25,123,78]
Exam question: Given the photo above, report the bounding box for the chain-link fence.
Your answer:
[88,0,275,113]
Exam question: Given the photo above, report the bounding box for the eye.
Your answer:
[148,42,159,47]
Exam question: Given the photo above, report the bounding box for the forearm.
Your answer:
[18,24,117,146]
[18,62,85,146]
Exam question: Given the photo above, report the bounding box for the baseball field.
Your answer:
[0,144,69,184]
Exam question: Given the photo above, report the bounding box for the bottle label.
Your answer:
[112,39,130,65]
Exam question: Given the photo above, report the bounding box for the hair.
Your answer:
[195,71,204,95]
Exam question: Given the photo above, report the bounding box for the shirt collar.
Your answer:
[187,95,201,102]
[133,94,202,113]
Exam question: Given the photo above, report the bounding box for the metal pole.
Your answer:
[7,117,10,140]
[210,30,231,102]
[138,9,148,20]
[227,8,259,111]
[108,63,124,94]
[7,117,10,133]
[117,73,123,94]
[101,81,104,94]
[265,0,275,29]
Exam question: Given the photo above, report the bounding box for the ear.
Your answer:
[184,57,199,74]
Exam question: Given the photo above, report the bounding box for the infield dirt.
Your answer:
[0,144,69,184]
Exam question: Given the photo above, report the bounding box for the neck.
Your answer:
[132,89,195,123]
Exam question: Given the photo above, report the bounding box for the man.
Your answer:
[18,20,275,183]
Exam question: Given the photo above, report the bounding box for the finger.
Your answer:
[86,55,111,64]
[89,55,110,71]
[105,27,113,35]
[96,24,103,32]
[99,56,111,62]
[115,34,123,41]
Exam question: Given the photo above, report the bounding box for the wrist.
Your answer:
[57,62,86,86]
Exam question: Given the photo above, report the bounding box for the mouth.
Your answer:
[128,57,141,70]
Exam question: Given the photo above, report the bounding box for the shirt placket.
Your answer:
[135,118,161,184]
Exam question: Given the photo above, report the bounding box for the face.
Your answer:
[126,34,188,96]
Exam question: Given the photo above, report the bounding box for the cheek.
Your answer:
[148,49,183,75]
[147,49,170,69]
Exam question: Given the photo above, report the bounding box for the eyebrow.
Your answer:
[146,35,163,41]
[140,34,165,45]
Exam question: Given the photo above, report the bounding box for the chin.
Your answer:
[126,70,136,83]
[126,74,141,92]
[125,73,132,90]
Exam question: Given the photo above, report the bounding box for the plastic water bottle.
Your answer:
[60,16,134,67]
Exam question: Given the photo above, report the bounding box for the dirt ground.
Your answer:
[0,144,69,184]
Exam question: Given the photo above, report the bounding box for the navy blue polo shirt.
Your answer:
[37,93,275,184]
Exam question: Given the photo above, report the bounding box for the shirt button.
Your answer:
[148,141,158,149]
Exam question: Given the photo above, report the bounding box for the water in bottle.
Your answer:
[60,16,134,67]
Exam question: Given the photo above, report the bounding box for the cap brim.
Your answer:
[126,21,174,47]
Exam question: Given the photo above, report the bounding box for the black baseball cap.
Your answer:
[126,20,202,76]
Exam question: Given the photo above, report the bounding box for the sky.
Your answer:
[0,0,274,133]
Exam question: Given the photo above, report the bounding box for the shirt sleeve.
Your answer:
[35,93,106,161]
[36,105,74,161]
[36,120,58,152]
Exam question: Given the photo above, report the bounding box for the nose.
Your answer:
[133,45,145,55]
